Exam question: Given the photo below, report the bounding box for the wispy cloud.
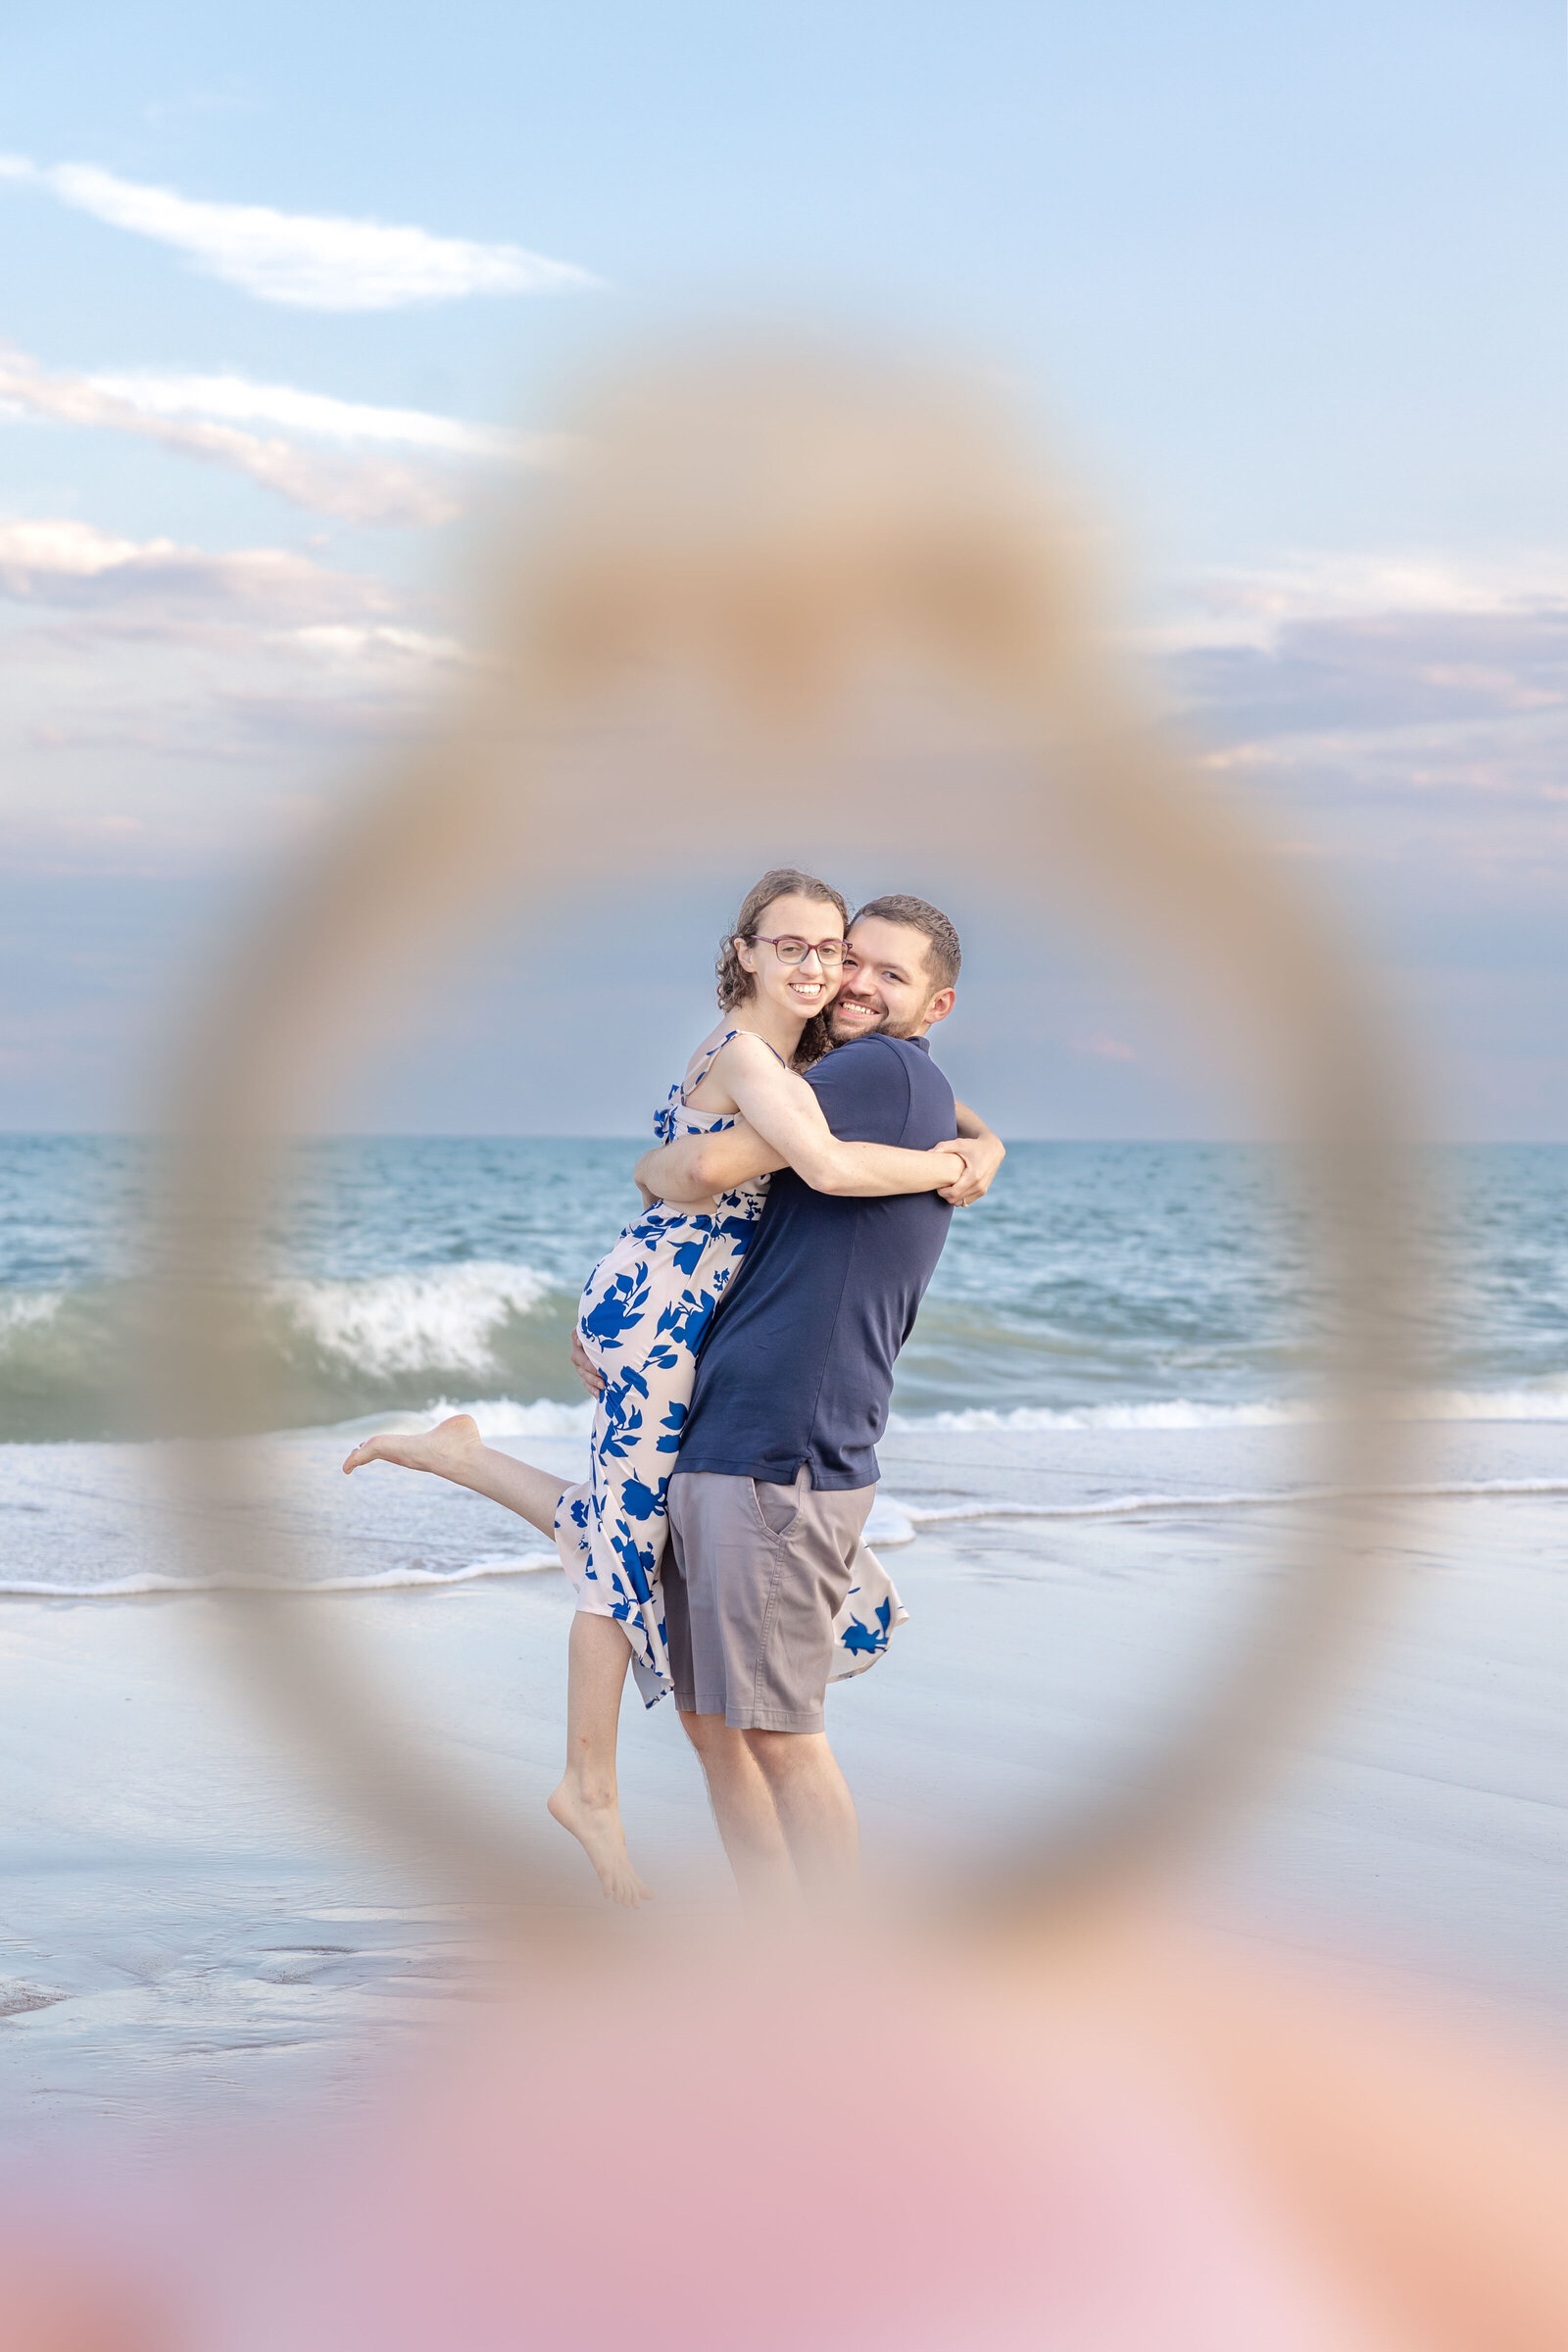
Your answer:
[1154,552,1568,656]
[1173,604,1568,749]
[0,516,462,808]
[81,370,547,462]
[0,517,388,617]
[286,622,477,669]
[0,155,598,311]
[0,348,466,525]
[1141,551,1568,827]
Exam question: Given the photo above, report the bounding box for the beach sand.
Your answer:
[1,1421,1564,2152]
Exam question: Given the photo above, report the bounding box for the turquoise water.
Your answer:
[2,1137,1566,1442]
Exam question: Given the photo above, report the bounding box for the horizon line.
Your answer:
[2,1130,1565,1150]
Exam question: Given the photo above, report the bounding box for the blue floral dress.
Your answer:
[554,1030,907,1706]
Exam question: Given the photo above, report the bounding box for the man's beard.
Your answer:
[827,999,918,1044]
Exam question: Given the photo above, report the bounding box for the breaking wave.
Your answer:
[0,1263,582,1441]
[267,1261,554,1378]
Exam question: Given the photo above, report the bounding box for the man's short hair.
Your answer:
[850,895,961,992]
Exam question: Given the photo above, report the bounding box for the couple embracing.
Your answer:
[345,868,1004,1906]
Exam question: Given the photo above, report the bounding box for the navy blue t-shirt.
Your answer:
[675,1033,956,1490]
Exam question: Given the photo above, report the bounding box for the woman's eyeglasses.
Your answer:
[748,934,847,968]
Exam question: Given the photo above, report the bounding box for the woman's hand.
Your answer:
[939,1133,1004,1206]
[570,1328,606,1397]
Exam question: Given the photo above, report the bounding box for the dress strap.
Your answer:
[679,1025,786,1104]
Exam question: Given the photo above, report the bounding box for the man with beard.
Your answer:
[608,893,1002,1899]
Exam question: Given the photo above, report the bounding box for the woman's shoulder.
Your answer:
[681,1020,741,1087]
[683,1021,784,1081]
[688,1018,739,1057]
[680,1022,791,1113]
[679,1021,745,1107]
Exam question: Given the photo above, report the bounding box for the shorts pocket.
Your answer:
[751,1476,802,1538]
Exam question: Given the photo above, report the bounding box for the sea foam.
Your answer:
[399,1385,1568,1439]
[879,1478,1568,1533]
[887,1387,1568,1432]
[0,1550,559,1599]
[318,1395,596,1441]
[0,1289,64,1334]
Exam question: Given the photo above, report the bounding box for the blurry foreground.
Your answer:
[2,1906,1567,2350]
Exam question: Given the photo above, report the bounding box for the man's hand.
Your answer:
[940,1132,1004,1206]
[569,1327,606,1397]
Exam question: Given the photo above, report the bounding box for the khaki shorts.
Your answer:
[663,1468,875,1733]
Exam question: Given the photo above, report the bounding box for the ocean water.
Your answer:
[4,1136,1568,1452]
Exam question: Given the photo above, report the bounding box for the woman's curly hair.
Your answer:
[715,867,849,1069]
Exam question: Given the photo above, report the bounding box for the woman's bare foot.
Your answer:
[547,1779,654,1908]
[342,1413,485,1481]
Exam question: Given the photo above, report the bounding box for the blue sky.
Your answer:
[4,1,1566,1136]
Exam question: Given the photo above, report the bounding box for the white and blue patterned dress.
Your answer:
[554,1029,907,1707]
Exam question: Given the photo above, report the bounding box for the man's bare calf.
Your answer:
[743,1729,860,1904]
[678,1710,797,1907]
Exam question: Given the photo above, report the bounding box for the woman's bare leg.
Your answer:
[547,1612,654,1907]
[342,1412,564,1536]
[345,1414,652,1906]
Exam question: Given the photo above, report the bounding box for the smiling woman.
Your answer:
[712,865,849,1066]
